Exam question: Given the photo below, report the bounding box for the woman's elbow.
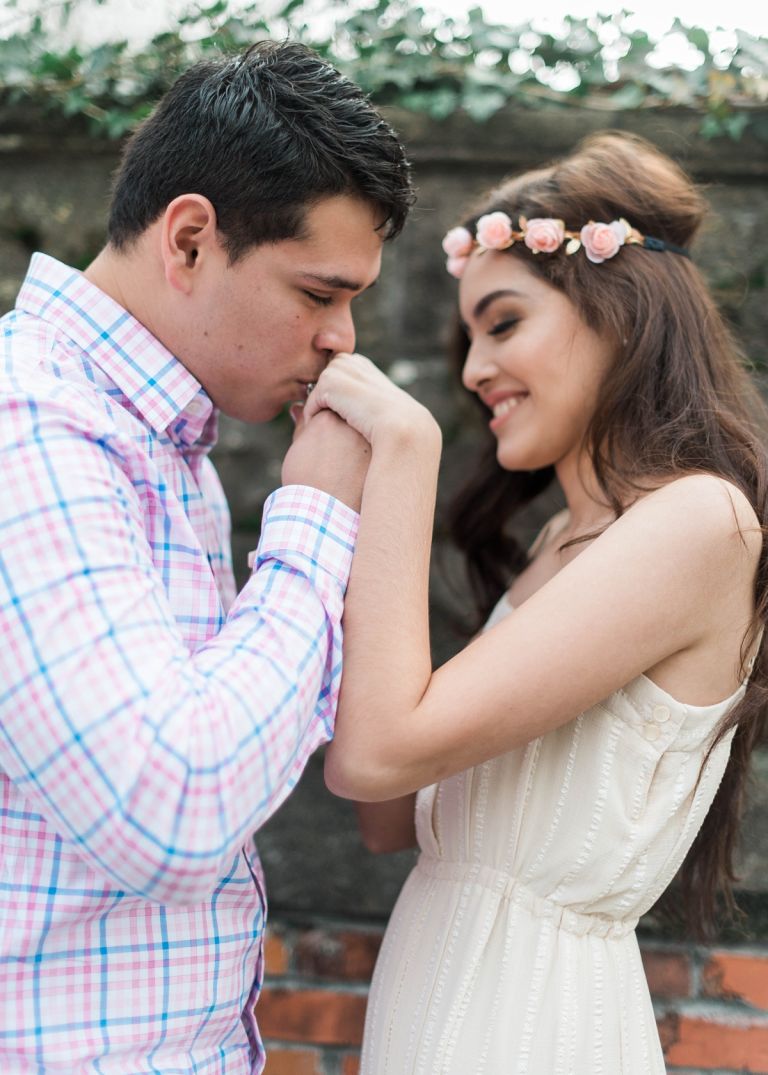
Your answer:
[324,746,398,802]
[324,752,371,801]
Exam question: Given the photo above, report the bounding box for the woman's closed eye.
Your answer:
[489,317,519,337]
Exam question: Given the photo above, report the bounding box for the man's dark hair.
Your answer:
[108,40,413,259]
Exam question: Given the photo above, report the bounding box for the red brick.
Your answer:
[702,952,768,1011]
[263,1045,324,1074]
[660,1012,768,1071]
[257,987,367,1046]
[295,929,383,982]
[341,1055,361,1075]
[264,930,290,976]
[641,947,692,999]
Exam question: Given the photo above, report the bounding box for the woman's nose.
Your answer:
[462,341,496,393]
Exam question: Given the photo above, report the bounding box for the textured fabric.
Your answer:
[0,254,358,1074]
[362,594,742,1075]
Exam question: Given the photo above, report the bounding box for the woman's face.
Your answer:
[459,250,617,474]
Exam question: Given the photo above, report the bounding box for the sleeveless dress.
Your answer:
[360,594,748,1075]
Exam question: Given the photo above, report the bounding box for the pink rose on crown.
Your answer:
[523,218,566,254]
[446,255,470,279]
[442,226,474,259]
[580,220,629,263]
[476,212,514,250]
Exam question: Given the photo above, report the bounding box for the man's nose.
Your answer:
[314,307,356,357]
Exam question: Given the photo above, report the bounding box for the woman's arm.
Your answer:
[355,796,417,853]
[297,357,760,803]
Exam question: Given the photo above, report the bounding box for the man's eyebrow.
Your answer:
[302,272,378,292]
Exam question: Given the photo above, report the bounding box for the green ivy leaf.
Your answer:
[399,87,458,118]
[0,0,764,138]
[700,113,725,139]
[684,26,712,58]
[724,112,750,140]
[607,82,647,108]
[462,87,507,121]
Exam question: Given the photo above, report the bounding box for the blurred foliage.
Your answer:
[0,0,766,139]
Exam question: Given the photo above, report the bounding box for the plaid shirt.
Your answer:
[0,254,358,1074]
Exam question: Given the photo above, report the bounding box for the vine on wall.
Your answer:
[0,0,766,139]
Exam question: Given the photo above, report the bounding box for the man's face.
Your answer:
[180,194,384,423]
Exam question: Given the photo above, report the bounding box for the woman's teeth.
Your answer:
[493,396,525,418]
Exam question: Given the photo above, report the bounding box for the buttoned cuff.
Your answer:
[250,484,359,592]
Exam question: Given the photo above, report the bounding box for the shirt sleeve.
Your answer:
[0,393,358,904]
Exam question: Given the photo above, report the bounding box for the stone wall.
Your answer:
[3,102,768,1074]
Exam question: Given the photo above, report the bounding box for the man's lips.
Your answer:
[293,379,320,403]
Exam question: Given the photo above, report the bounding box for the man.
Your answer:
[0,41,412,1073]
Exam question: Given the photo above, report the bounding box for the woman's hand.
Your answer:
[303,352,441,451]
[281,408,370,513]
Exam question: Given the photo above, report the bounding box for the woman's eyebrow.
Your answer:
[472,288,524,320]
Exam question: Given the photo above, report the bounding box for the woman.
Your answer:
[284,131,768,1073]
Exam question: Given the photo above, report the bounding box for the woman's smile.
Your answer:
[489,392,529,432]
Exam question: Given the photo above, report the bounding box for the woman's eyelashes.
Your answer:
[488,317,519,337]
[303,290,334,307]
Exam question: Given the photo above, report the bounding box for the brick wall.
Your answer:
[259,920,768,1075]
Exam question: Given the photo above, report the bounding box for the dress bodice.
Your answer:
[415,594,742,931]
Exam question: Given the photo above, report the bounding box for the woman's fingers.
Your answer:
[303,354,374,426]
[302,352,439,450]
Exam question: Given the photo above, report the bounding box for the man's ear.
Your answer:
[160,194,221,294]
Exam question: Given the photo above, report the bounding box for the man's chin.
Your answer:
[219,398,283,424]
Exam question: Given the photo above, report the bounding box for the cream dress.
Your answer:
[360,594,747,1075]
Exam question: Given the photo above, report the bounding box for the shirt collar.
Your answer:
[16,253,216,448]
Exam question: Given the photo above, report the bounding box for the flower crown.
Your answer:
[442,212,690,278]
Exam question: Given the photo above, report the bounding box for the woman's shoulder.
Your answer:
[616,473,762,586]
[632,473,760,541]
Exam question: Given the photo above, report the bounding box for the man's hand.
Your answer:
[282,408,370,513]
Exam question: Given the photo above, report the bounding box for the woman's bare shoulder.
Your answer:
[617,473,762,585]
[634,473,759,536]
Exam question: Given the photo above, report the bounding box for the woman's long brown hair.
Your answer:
[447,131,768,938]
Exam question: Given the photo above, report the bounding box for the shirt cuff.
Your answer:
[249,484,359,591]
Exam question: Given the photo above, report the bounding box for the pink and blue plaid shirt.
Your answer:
[0,254,358,1074]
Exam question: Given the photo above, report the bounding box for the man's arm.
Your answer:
[0,395,361,904]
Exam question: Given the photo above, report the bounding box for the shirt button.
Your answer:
[652,704,671,724]
[644,724,661,742]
